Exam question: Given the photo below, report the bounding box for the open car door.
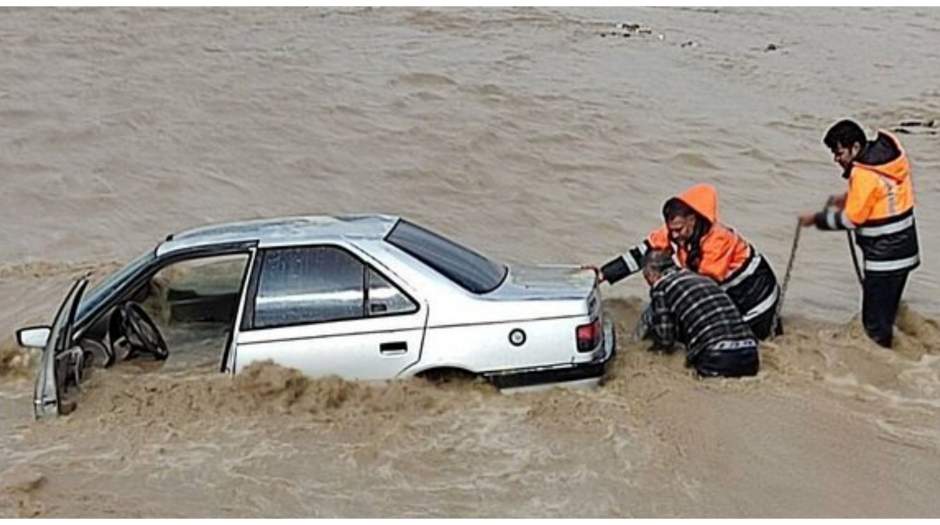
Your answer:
[33,278,88,419]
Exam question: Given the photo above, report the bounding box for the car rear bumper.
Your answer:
[487,319,616,390]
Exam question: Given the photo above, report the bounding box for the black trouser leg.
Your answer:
[861,271,909,348]
[747,303,781,341]
[693,346,760,378]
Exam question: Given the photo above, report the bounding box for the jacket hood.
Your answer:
[853,130,909,182]
[663,183,719,224]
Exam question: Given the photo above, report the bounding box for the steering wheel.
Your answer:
[121,302,169,361]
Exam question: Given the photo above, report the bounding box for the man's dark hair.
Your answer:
[823,119,867,152]
[642,249,677,275]
[662,198,696,221]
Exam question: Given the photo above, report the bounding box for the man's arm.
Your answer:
[812,206,856,231]
[800,173,878,230]
[600,239,654,285]
[648,285,677,351]
[829,193,847,208]
[597,226,672,284]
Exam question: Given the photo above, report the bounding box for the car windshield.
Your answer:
[77,249,156,319]
[385,220,507,294]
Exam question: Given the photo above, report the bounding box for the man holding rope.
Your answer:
[798,119,920,348]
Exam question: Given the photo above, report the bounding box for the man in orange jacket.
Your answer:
[592,183,782,340]
[799,119,920,348]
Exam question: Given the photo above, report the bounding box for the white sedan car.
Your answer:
[18,215,615,418]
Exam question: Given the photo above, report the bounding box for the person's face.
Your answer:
[666,213,696,244]
[832,142,861,170]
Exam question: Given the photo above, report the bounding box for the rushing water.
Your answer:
[1,7,939,517]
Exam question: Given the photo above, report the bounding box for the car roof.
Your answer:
[157,214,400,256]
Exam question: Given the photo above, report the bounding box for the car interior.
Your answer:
[79,254,250,372]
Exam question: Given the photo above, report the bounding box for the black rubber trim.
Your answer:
[486,361,607,390]
[240,249,265,332]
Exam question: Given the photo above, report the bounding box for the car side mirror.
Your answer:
[16,326,51,349]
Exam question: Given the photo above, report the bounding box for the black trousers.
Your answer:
[862,271,909,348]
[747,301,783,340]
[692,346,760,378]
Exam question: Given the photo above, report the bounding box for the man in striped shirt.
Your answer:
[643,249,760,378]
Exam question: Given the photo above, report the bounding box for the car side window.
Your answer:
[367,268,417,317]
[254,246,365,328]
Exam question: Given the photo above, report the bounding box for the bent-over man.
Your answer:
[643,249,760,378]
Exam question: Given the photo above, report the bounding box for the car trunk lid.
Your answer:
[491,264,596,302]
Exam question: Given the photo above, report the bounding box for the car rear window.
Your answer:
[385,220,507,294]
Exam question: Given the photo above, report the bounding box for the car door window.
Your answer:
[367,268,417,316]
[254,247,365,328]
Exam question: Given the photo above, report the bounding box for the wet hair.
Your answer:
[823,119,867,153]
[642,249,678,276]
[662,198,696,221]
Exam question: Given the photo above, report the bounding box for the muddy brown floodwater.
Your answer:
[1,7,939,518]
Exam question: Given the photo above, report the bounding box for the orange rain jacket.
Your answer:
[813,131,920,274]
[601,184,780,337]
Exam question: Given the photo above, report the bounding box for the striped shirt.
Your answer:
[649,268,757,360]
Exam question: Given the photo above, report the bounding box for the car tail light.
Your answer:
[576,318,602,352]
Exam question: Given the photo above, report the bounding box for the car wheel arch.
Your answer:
[413,366,479,384]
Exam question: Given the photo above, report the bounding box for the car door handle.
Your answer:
[379,341,408,355]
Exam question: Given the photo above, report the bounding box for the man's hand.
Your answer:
[798,212,816,228]
[828,193,847,208]
[581,265,605,284]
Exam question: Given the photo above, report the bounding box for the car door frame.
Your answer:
[73,242,259,340]
[75,244,258,375]
[226,241,428,377]
[33,278,88,419]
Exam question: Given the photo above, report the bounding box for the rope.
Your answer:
[846,231,865,285]
[771,219,801,338]
[824,194,864,286]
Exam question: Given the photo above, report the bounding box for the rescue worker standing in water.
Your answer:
[592,183,782,340]
[799,119,920,348]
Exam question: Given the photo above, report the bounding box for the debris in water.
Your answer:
[599,22,660,39]
[0,465,45,494]
[899,119,936,128]
[0,341,33,379]
[765,43,779,52]
[894,119,938,135]
[680,40,699,48]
